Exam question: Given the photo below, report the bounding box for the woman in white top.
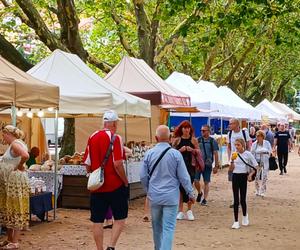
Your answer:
[251,130,272,197]
[229,138,258,229]
[0,125,29,249]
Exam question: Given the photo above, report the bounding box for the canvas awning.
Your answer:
[105,56,190,106]
[271,101,300,121]
[255,99,287,122]
[0,56,59,109]
[27,50,151,117]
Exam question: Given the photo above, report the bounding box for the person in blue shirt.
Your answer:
[140,125,195,250]
[194,125,220,206]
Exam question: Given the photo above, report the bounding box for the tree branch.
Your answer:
[222,42,255,85]
[155,5,207,63]
[87,55,112,73]
[133,0,151,62]
[111,9,137,57]
[15,0,67,51]
[56,0,87,60]
[148,0,163,68]
[0,33,33,71]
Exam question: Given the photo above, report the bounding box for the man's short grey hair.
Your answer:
[156,125,170,140]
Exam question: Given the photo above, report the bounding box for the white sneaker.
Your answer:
[176,212,185,220]
[186,210,195,221]
[231,221,240,229]
[242,214,249,226]
[260,193,265,197]
[255,190,260,196]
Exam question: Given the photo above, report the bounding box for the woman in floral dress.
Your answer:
[0,125,29,249]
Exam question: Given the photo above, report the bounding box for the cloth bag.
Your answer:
[87,134,116,191]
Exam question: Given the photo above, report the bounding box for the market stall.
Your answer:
[28,50,153,207]
[0,55,60,219]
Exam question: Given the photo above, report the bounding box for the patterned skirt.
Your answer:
[0,162,14,225]
[5,170,30,230]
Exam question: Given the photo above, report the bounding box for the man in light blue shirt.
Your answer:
[140,125,195,250]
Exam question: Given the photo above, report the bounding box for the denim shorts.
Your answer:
[194,165,212,183]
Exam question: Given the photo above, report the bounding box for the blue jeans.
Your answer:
[151,204,178,250]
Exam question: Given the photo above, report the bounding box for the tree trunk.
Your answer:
[59,118,75,158]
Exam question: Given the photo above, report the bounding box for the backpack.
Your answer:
[229,129,247,144]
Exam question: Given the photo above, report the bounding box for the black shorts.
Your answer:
[90,185,128,223]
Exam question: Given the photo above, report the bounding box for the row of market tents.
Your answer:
[1,49,300,145]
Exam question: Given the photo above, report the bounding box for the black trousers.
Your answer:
[232,173,248,222]
[277,151,288,172]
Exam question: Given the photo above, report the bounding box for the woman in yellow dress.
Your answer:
[0,125,29,249]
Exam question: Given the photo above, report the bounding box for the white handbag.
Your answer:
[87,134,117,191]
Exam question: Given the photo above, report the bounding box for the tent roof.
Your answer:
[104,56,190,106]
[0,56,59,109]
[255,99,287,122]
[28,50,151,117]
[166,72,261,120]
[271,101,300,121]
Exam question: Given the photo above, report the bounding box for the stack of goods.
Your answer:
[28,160,62,171]
[59,152,84,165]
[126,141,150,162]
[29,177,47,194]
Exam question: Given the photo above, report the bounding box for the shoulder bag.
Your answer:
[269,155,278,171]
[237,153,257,181]
[87,134,117,191]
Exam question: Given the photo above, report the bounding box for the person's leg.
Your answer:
[203,182,210,200]
[283,152,288,173]
[232,174,240,222]
[109,219,126,248]
[261,168,268,195]
[11,229,20,244]
[90,192,108,250]
[109,185,128,249]
[92,223,104,250]
[239,174,248,216]
[160,205,178,250]
[194,171,202,202]
[202,166,212,202]
[178,192,183,212]
[151,205,163,250]
[277,150,283,174]
[7,228,13,242]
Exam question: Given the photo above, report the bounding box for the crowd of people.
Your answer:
[0,110,298,250]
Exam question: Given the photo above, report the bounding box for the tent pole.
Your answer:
[220,116,223,169]
[149,117,152,144]
[124,115,127,144]
[53,109,59,220]
[189,113,192,124]
[11,105,16,126]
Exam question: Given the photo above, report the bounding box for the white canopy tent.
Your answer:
[165,71,261,120]
[271,101,300,121]
[28,50,151,117]
[255,99,287,123]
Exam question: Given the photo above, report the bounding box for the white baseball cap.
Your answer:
[103,110,122,122]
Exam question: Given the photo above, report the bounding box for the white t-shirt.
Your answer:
[227,129,251,152]
[232,151,258,174]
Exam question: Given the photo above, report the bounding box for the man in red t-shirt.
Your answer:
[83,110,128,250]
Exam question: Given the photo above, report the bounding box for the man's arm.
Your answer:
[114,160,128,187]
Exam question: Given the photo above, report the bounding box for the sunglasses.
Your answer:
[201,130,208,132]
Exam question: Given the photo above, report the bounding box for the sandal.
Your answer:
[1,242,19,249]
[103,224,113,229]
[0,241,9,247]
[142,215,150,222]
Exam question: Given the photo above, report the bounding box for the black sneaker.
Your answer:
[284,167,287,173]
[196,192,202,203]
[201,199,207,206]
[229,203,234,208]
[279,172,283,175]
[106,247,115,250]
